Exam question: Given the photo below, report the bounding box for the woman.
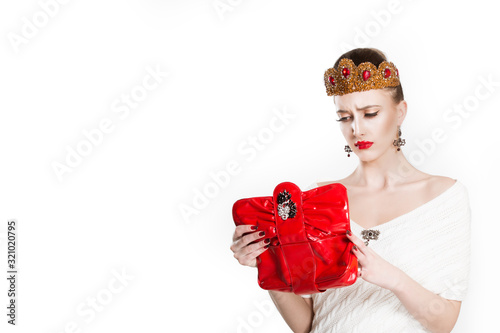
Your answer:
[230,48,471,333]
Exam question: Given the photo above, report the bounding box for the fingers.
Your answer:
[230,225,271,267]
[240,236,269,256]
[233,236,270,267]
[232,224,258,242]
[346,230,366,254]
[346,230,368,266]
[237,238,270,265]
[230,226,266,253]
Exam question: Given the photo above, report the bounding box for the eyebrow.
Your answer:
[336,105,382,113]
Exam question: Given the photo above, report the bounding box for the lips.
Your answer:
[355,141,373,149]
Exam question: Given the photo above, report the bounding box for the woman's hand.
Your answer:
[230,225,270,267]
[346,230,403,292]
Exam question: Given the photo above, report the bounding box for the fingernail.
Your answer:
[353,245,358,251]
[346,230,352,235]
[264,238,270,244]
[264,244,270,248]
[251,226,258,230]
[259,231,265,236]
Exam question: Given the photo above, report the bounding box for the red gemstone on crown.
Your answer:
[396,68,399,76]
[362,70,371,81]
[384,68,391,78]
[342,68,350,78]
[328,76,335,85]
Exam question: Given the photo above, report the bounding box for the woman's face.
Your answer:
[334,88,406,161]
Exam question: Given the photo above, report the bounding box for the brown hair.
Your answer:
[334,48,404,104]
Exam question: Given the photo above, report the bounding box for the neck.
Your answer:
[350,149,419,190]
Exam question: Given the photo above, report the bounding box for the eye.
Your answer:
[365,111,379,117]
[336,116,350,122]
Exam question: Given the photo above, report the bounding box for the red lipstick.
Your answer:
[355,141,373,149]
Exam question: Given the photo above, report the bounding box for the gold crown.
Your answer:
[324,58,400,96]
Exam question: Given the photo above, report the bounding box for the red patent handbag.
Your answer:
[232,181,358,295]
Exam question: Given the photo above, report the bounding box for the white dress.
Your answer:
[301,179,471,333]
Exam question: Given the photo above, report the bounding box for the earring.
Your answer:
[393,127,406,151]
[344,145,352,157]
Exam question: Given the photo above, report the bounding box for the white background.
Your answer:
[0,0,499,332]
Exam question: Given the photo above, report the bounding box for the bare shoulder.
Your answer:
[422,175,457,199]
[316,179,347,188]
[417,174,456,201]
[316,180,331,187]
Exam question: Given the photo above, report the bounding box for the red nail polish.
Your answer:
[353,245,358,251]
[251,226,258,230]
[346,230,352,235]
[264,244,270,248]
[264,238,270,244]
[259,231,265,237]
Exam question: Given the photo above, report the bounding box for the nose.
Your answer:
[351,115,365,138]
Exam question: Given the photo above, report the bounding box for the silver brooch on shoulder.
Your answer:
[361,229,380,246]
[277,190,297,220]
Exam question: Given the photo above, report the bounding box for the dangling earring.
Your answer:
[344,145,352,157]
[393,127,406,151]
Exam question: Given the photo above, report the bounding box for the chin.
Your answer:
[356,152,379,162]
